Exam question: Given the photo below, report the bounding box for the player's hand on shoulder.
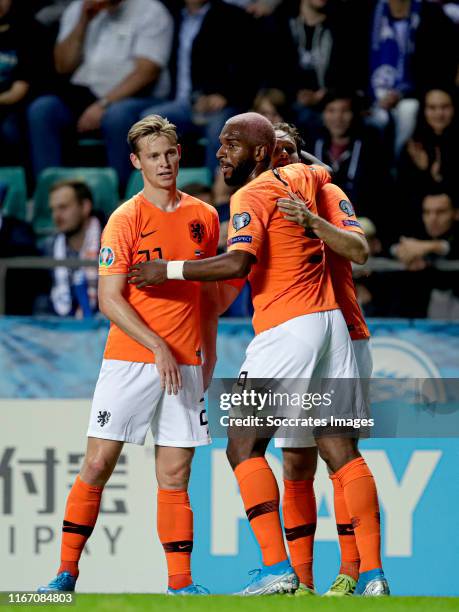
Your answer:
[128,259,168,288]
[152,342,182,395]
[276,193,316,229]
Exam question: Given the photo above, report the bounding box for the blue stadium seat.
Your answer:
[125,170,143,200]
[0,167,28,221]
[78,138,104,147]
[33,167,119,235]
[177,167,212,190]
[125,167,212,200]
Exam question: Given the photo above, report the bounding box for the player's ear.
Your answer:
[254,144,268,163]
[130,152,141,170]
[177,143,182,161]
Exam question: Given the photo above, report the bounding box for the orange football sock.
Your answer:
[282,479,316,588]
[334,457,381,573]
[58,475,103,577]
[234,457,287,566]
[330,474,360,580]
[157,489,193,590]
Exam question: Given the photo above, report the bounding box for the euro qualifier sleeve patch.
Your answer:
[342,219,361,228]
[232,212,251,231]
[99,246,115,267]
[227,235,253,245]
[339,200,355,216]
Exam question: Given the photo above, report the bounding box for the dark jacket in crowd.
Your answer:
[397,122,459,237]
[0,4,55,98]
[0,215,43,315]
[167,0,260,108]
[370,222,459,318]
[418,222,459,297]
[309,125,394,243]
[262,0,358,99]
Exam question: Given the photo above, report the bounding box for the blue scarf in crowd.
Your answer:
[369,0,422,101]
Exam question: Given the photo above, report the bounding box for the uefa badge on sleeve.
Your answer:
[99,246,115,267]
[232,212,251,231]
[339,200,355,217]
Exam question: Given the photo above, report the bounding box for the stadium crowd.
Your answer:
[0,0,457,318]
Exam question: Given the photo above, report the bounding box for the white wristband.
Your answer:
[167,260,185,280]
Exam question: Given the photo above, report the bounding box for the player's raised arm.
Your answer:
[277,185,369,265]
[98,275,182,394]
[272,125,367,265]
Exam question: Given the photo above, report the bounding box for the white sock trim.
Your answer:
[167,261,185,280]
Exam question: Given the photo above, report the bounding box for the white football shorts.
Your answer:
[236,310,365,448]
[352,337,373,379]
[87,359,210,447]
[240,309,357,379]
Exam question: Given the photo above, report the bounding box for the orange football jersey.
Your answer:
[227,163,338,334]
[99,192,219,364]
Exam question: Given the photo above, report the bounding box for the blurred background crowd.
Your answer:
[0,0,458,319]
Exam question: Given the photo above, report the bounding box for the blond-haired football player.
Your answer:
[38,115,219,595]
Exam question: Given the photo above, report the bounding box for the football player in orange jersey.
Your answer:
[273,122,378,596]
[129,112,388,597]
[38,115,219,595]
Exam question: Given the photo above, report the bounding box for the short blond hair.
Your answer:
[127,114,178,154]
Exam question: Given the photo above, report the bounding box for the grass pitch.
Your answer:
[3,595,459,612]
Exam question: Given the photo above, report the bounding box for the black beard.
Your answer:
[224,157,257,187]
